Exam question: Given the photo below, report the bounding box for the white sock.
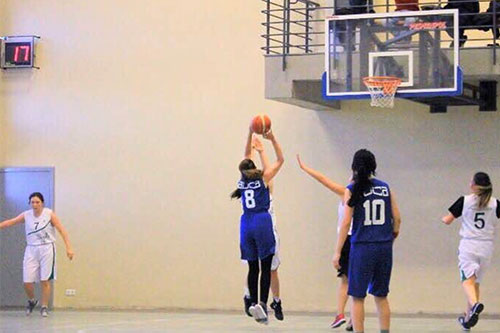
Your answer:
[273,296,280,303]
[244,287,250,297]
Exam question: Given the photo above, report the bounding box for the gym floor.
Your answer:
[1,309,499,332]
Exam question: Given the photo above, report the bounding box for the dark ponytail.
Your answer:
[230,159,263,199]
[473,172,492,208]
[348,149,377,207]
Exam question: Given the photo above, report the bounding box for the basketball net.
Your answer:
[363,76,402,108]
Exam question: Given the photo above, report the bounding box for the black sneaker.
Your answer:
[466,302,484,328]
[25,299,38,316]
[270,299,284,321]
[243,296,252,317]
[345,319,353,331]
[458,315,470,331]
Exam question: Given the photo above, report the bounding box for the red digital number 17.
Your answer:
[14,46,30,62]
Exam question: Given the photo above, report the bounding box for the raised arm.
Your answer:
[50,212,74,260]
[253,137,275,193]
[244,127,254,159]
[0,213,25,229]
[296,154,345,198]
[390,190,402,239]
[333,189,353,269]
[261,131,284,184]
[253,137,271,171]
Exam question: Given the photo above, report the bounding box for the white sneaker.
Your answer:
[249,302,268,325]
[40,307,49,318]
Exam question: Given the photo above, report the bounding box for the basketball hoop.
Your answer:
[363,76,402,108]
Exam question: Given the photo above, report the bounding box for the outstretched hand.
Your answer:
[252,137,264,153]
[262,130,274,141]
[296,154,306,170]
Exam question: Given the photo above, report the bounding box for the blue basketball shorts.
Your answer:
[348,241,393,298]
[240,212,276,261]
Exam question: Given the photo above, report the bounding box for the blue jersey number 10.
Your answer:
[363,199,385,226]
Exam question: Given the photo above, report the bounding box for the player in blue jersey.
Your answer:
[231,126,284,325]
[242,137,285,321]
[333,149,401,333]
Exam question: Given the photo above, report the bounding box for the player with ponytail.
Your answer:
[231,125,284,325]
[334,149,402,333]
[442,172,500,330]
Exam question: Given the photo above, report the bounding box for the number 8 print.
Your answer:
[244,190,256,209]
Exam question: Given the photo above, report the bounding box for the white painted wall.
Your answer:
[1,0,499,314]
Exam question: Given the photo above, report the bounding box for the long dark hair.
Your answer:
[230,159,263,199]
[347,149,377,207]
[473,172,492,208]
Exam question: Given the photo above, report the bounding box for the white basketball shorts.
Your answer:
[458,239,493,283]
[270,212,280,271]
[23,243,57,283]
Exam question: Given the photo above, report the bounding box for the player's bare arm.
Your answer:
[0,213,25,229]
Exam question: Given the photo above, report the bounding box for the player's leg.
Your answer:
[249,212,275,324]
[270,268,284,320]
[462,276,478,311]
[331,275,348,328]
[259,254,273,305]
[332,236,351,328]
[254,211,276,308]
[463,275,484,328]
[24,283,35,300]
[374,296,390,332]
[351,297,365,333]
[270,269,279,299]
[247,260,260,305]
[337,275,349,314]
[243,285,252,317]
[40,280,51,317]
[369,241,392,332]
[465,253,490,328]
[39,243,56,317]
[23,246,39,315]
[249,255,272,324]
[348,243,373,333]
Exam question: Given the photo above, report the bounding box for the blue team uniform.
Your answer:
[239,177,276,261]
[347,178,394,298]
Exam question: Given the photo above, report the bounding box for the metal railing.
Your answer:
[262,0,321,69]
[262,0,499,68]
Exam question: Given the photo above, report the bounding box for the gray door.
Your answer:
[0,168,54,307]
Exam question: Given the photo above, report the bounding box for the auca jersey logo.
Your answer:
[237,180,262,190]
[364,186,389,197]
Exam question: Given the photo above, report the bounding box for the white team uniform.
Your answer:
[452,195,499,283]
[23,208,57,283]
[337,201,353,236]
[269,198,280,271]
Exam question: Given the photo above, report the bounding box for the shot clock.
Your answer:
[1,35,39,69]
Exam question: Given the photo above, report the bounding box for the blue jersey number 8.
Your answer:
[244,190,256,209]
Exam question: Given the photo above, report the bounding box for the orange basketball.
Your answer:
[251,114,272,135]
